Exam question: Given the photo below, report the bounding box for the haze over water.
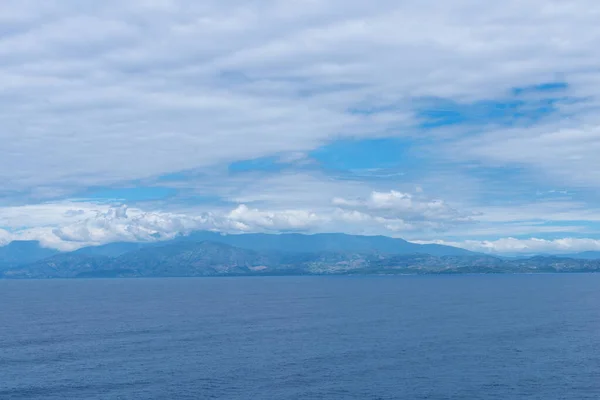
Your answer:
[2,275,599,399]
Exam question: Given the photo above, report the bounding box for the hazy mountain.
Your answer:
[5,242,286,279]
[0,241,59,269]
[111,241,274,277]
[2,254,115,279]
[74,242,151,257]
[175,231,477,256]
[500,251,600,260]
[560,251,600,260]
[4,241,600,279]
[0,232,476,269]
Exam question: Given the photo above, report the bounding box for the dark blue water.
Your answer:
[1,275,599,399]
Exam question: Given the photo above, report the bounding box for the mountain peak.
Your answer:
[0,240,59,266]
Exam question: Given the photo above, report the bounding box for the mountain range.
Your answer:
[0,232,475,266]
[2,232,600,279]
[0,240,59,269]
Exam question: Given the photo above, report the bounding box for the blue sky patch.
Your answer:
[417,81,572,128]
[512,81,569,96]
[309,138,424,171]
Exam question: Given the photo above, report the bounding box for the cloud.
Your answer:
[0,202,106,229]
[447,122,600,188]
[421,237,600,255]
[2,0,600,199]
[1,192,599,254]
[0,186,474,250]
[333,190,474,227]
[2,0,600,246]
[0,229,10,246]
[6,201,600,255]
[225,205,323,232]
[0,202,207,250]
[471,200,600,224]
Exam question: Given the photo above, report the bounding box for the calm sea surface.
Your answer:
[1,275,599,399]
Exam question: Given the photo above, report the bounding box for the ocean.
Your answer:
[1,275,599,399]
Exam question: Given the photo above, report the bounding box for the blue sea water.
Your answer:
[1,275,599,399]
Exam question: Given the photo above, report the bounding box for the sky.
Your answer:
[2,0,600,254]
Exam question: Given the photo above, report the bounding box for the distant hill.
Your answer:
[560,251,600,260]
[74,242,150,258]
[503,251,600,260]
[0,232,476,263]
[4,242,287,279]
[0,241,59,269]
[111,241,273,277]
[4,241,600,279]
[175,231,477,256]
[4,232,600,279]
[2,254,114,279]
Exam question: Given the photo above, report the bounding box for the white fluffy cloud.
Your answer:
[3,197,600,254]
[0,187,475,250]
[333,190,474,227]
[51,206,208,246]
[225,205,323,232]
[0,229,11,246]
